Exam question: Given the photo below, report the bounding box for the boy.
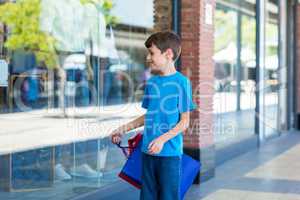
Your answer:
[111,31,196,200]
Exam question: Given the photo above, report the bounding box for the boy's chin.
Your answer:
[150,69,162,75]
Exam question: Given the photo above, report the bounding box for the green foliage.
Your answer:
[241,15,256,53]
[0,0,119,69]
[214,8,257,62]
[214,9,236,52]
[215,8,277,58]
[0,0,58,68]
[265,23,278,57]
[80,0,119,26]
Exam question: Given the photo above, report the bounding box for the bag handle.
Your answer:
[116,132,143,158]
[116,142,134,158]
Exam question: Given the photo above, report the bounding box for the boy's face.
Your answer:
[146,44,172,75]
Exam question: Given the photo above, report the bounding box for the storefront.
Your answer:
[0,0,158,199]
[211,0,298,166]
[0,0,297,199]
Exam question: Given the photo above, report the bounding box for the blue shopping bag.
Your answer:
[117,134,201,199]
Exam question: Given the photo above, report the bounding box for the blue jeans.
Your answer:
[65,69,90,107]
[140,153,182,200]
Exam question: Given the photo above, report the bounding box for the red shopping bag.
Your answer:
[117,132,143,189]
[117,133,201,199]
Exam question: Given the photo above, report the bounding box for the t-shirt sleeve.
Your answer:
[178,79,197,113]
[141,83,149,109]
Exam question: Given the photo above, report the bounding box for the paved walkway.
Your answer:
[0,104,297,200]
[98,131,300,200]
[185,131,300,200]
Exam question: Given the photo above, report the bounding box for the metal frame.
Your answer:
[172,0,181,35]
[292,0,299,129]
[285,0,296,130]
[278,0,288,132]
[255,0,291,143]
[236,9,242,111]
[255,0,266,144]
[172,0,182,71]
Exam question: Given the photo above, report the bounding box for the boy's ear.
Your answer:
[165,48,174,60]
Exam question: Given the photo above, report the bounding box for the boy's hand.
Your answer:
[111,129,123,144]
[148,137,165,154]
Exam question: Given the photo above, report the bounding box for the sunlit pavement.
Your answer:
[186,131,300,200]
[98,131,300,200]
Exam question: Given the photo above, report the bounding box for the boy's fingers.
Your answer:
[149,144,157,153]
[151,147,156,153]
[148,141,154,149]
[150,149,157,154]
[112,136,120,144]
[148,143,154,153]
[149,148,154,154]
[148,145,158,154]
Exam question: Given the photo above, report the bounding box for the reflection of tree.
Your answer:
[241,15,256,55]
[0,0,57,68]
[0,0,64,113]
[0,0,118,115]
[215,9,256,56]
[215,9,237,52]
[214,8,257,94]
[80,0,119,26]
[215,7,278,58]
[265,23,278,57]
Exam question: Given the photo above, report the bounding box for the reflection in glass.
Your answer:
[214,3,256,145]
[264,0,279,137]
[0,0,154,199]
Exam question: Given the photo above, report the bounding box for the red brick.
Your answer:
[182,0,216,149]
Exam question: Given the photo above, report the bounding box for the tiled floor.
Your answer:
[2,131,300,200]
[246,143,300,181]
[185,131,300,200]
[82,131,300,200]
[201,189,300,200]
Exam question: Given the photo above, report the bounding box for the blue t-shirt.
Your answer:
[141,71,196,156]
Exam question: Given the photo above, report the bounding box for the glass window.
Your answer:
[214,2,256,146]
[238,14,256,137]
[0,0,155,199]
[264,0,279,137]
[214,7,239,144]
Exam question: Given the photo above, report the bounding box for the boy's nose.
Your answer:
[146,54,151,60]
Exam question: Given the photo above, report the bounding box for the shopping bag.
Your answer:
[180,154,201,199]
[117,133,143,189]
[117,133,201,199]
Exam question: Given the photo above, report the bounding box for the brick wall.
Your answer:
[153,0,172,31]
[181,0,216,182]
[181,0,215,149]
[154,0,216,181]
[154,0,215,150]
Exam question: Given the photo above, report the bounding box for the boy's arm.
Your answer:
[148,112,190,154]
[115,114,145,134]
[160,112,190,142]
[111,114,145,144]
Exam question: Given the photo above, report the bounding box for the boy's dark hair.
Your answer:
[145,31,181,61]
